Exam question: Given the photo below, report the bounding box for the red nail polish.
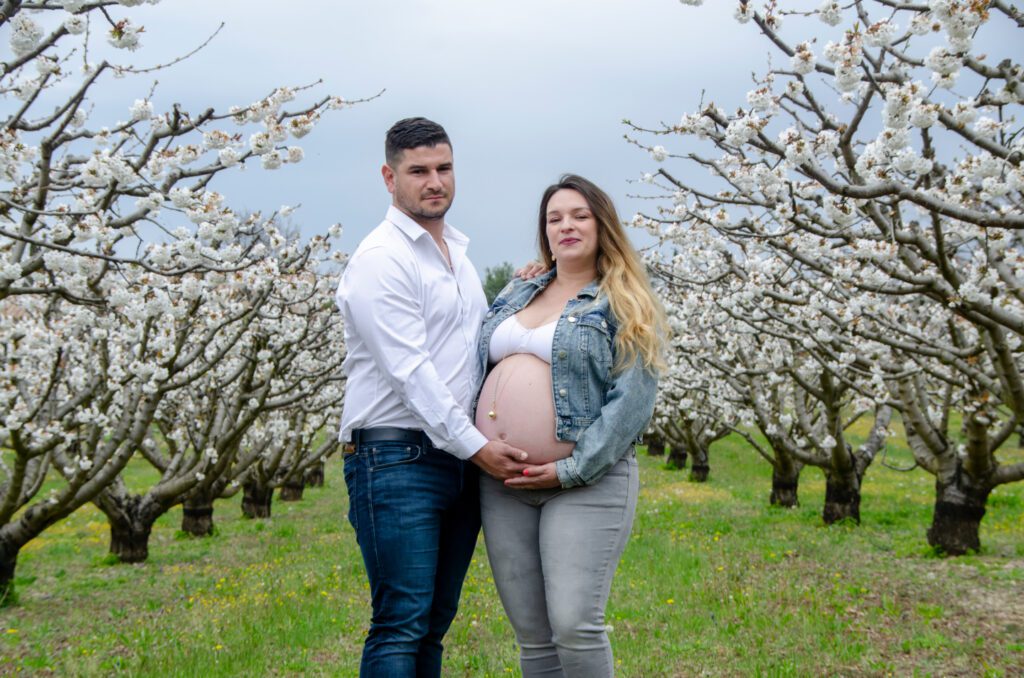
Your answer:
[523,469,530,476]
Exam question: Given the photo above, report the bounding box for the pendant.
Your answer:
[488,410,496,420]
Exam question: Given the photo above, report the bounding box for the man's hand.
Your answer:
[471,440,529,479]
[515,260,548,279]
[504,462,560,489]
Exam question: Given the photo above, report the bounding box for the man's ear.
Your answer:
[382,163,396,194]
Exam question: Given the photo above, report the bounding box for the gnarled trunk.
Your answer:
[304,462,325,488]
[109,519,154,563]
[181,494,215,537]
[770,465,801,508]
[821,406,890,525]
[242,480,273,519]
[279,480,304,502]
[94,485,164,564]
[643,432,666,457]
[928,474,993,555]
[666,445,687,470]
[822,472,860,524]
[689,445,709,482]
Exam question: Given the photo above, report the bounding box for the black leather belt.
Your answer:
[351,427,432,448]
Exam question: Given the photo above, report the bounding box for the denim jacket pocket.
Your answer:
[576,314,614,370]
[366,442,424,470]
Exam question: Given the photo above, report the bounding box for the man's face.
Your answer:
[382,144,455,224]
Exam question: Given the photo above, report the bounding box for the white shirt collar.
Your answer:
[385,205,469,247]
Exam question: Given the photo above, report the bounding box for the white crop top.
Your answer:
[488,315,557,365]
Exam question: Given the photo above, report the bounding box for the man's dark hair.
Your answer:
[385,117,451,166]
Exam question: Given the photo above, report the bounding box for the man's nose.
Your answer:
[425,170,443,188]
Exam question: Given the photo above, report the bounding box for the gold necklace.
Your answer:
[487,362,510,420]
[487,313,557,419]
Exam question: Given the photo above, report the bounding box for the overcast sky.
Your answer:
[43,0,761,272]
[13,1,1017,273]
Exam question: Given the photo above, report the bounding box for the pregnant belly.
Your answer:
[475,354,575,465]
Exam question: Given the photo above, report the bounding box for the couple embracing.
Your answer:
[336,117,667,677]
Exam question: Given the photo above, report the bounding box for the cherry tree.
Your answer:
[90,260,345,561]
[0,1,355,597]
[634,0,1022,551]
[651,327,728,479]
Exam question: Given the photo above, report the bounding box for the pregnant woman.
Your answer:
[474,174,667,677]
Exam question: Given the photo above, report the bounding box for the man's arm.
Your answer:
[339,246,527,476]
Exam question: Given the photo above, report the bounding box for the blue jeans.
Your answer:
[344,439,481,677]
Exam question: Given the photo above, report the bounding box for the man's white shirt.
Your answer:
[336,205,489,459]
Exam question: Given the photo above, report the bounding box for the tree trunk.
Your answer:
[822,472,861,525]
[689,445,709,482]
[109,519,154,563]
[666,445,687,470]
[94,488,163,564]
[279,480,304,502]
[643,433,666,457]
[242,481,273,519]
[820,406,890,526]
[927,475,993,555]
[770,465,800,508]
[0,536,18,607]
[181,495,215,537]
[304,462,325,487]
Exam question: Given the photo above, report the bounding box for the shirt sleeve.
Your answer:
[338,245,488,459]
[554,357,658,487]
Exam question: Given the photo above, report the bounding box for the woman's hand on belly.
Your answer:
[504,462,560,489]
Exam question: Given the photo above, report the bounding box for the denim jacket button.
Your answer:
[568,316,577,323]
[486,311,494,318]
[558,350,567,359]
[559,388,567,396]
[601,320,607,328]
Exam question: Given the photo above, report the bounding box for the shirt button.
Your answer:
[568,316,577,323]
[558,350,567,359]
[559,388,567,397]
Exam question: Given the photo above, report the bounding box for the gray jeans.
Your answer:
[480,452,639,678]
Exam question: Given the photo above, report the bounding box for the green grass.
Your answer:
[1,434,1022,677]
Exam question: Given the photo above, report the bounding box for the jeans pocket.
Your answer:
[343,457,358,532]
[367,442,424,470]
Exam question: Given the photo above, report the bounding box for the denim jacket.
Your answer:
[474,269,658,488]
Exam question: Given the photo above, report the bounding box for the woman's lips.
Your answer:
[559,237,580,246]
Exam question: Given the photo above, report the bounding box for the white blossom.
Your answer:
[10,14,43,56]
[108,19,144,51]
[129,99,153,122]
[818,1,843,26]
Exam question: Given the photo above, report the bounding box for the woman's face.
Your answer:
[545,188,599,270]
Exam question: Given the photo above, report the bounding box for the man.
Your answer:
[336,117,529,677]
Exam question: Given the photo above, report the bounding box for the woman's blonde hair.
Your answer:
[537,174,668,371]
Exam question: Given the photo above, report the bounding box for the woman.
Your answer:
[474,174,667,677]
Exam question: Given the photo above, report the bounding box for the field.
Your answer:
[1,432,1022,677]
